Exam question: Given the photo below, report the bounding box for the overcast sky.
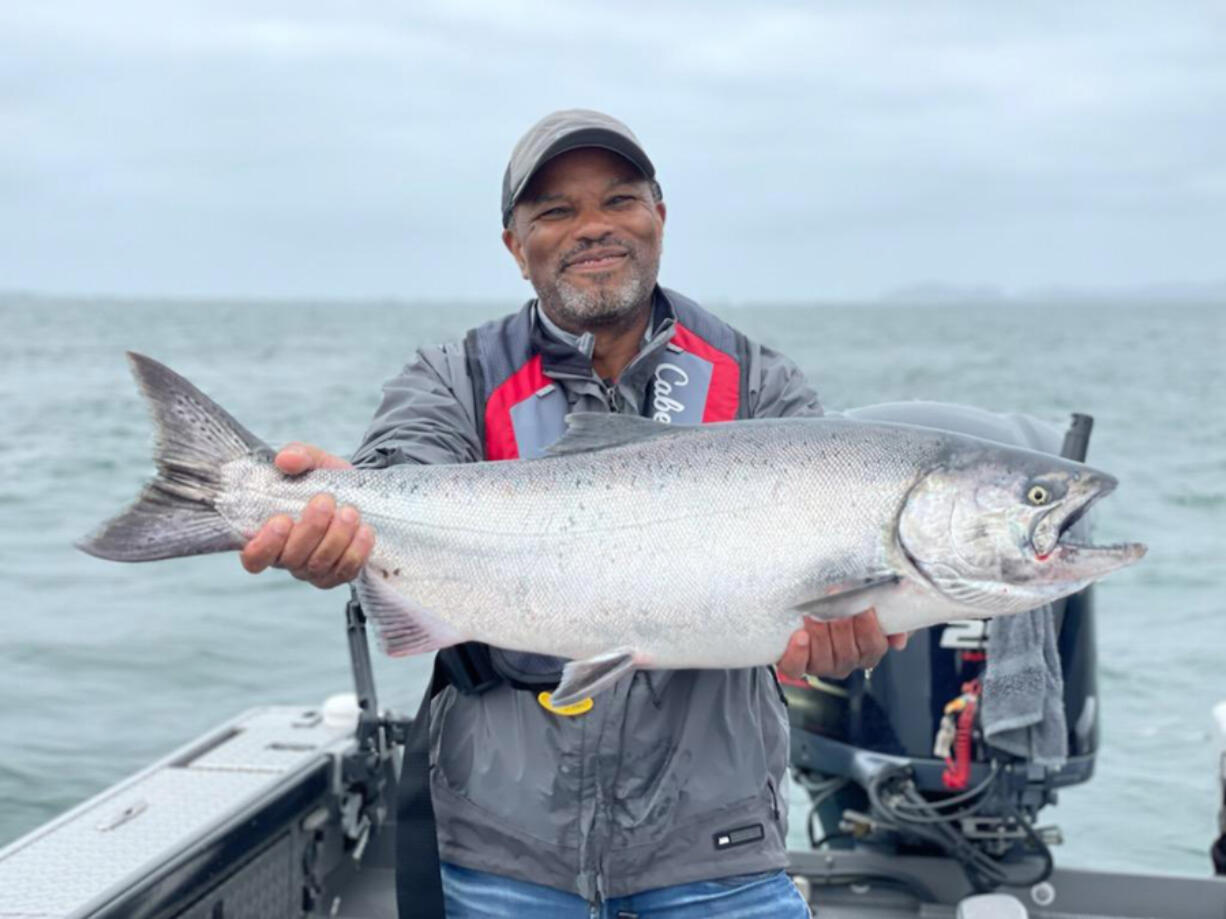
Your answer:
[3,2,1224,302]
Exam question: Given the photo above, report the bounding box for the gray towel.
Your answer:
[981,604,1068,768]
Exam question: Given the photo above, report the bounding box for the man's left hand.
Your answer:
[776,608,910,680]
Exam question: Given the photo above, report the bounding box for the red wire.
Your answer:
[942,679,980,791]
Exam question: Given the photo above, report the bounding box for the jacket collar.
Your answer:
[530,286,677,381]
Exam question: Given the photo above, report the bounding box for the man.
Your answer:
[241,110,905,917]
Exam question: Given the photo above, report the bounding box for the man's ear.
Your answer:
[502,226,530,279]
[655,201,667,226]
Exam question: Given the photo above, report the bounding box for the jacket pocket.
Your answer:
[432,683,588,848]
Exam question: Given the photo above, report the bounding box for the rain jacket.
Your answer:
[351,286,822,900]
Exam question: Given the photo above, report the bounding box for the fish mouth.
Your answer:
[1030,473,1146,571]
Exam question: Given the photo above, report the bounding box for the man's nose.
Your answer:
[572,202,616,242]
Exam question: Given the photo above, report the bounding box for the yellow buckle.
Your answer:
[537,691,593,716]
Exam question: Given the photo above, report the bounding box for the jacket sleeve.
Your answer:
[350,341,483,468]
[746,342,824,420]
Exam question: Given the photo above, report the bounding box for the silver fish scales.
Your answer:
[80,354,1145,705]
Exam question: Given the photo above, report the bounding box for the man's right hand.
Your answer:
[240,443,375,590]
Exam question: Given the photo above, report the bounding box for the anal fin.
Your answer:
[550,647,638,707]
[355,569,466,657]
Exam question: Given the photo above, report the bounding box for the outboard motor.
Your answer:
[785,404,1101,891]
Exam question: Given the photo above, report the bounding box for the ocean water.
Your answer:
[1,295,1223,878]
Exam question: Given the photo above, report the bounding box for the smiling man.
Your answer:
[504,149,661,354]
[240,109,903,917]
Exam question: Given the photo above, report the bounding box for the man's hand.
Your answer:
[776,608,910,680]
[239,443,375,589]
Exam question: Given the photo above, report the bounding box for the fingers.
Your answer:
[241,492,375,589]
[316,524,375,589]
[797,607,890,679]
[274,442,353,476]
[280,494,338,572]
[240,515,292,573]
[243,442,360,588]
[888,631,912,651]
[776,630,810,680]
[801,618,838,677]
[851,608,889,670]
[819,617,861,679]
[304,504,361,583]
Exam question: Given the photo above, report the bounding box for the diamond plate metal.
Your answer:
[0,769,269,916]
[0,706,354,918]
[185,708,347,774]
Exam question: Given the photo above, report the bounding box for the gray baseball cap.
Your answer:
[501,109,655,227]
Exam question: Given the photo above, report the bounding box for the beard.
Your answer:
[534,237,659,332]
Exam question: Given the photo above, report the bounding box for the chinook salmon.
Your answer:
[79,354,1145,706]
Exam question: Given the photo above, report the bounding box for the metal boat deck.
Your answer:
[3,704,1224,918]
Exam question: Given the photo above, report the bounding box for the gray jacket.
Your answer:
[352,289,822,900]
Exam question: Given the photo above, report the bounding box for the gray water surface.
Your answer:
[2,296,1222,876]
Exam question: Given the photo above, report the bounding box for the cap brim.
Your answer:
[504,128,655,226]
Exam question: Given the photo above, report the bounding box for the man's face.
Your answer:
[503,147,666,332]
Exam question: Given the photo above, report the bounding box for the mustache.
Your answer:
[557,238,636,271]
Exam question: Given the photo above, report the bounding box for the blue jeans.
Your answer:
[441,862,812,918]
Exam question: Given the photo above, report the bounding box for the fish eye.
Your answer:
[1026,484,1051,506]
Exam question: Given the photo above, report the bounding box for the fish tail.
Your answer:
[76,352,272,562]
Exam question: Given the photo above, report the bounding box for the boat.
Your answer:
[3,404,1225,917]
[2,606,1222,917]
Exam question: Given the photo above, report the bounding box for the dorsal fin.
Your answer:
[543,412,690,457]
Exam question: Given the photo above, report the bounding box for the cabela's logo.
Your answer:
[652,362,689,423]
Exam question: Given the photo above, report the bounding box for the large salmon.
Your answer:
[79,353,1145,705]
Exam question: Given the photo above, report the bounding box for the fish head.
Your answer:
[897,446,1146,614]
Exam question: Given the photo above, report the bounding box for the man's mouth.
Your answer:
[562,248,629,273]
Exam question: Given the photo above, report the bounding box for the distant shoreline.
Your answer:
[3,290,1225,310]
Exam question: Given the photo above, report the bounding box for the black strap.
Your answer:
[395,660,449,919]
[438,641,504,694]
[487,647,565,689]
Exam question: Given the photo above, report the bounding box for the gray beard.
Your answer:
[547,269,654,330]
[533,232,662,333]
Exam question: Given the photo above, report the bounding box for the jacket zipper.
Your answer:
[544,316,676,418]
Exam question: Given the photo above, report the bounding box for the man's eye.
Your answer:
[606,195,634,206]
[537,207,570,219]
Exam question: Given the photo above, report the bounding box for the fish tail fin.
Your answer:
[76,352,272,562]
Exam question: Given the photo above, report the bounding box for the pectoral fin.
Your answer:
[550,647,638,707]
[791,575,901,621]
